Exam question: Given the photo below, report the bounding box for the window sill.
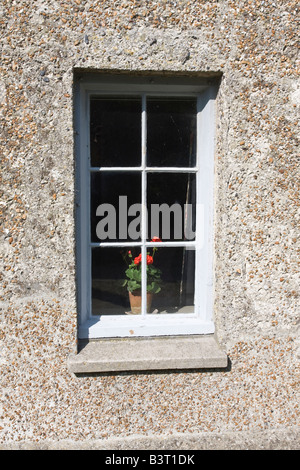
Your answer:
[67,335,228,374]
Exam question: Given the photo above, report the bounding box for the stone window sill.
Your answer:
[67,335,228,374]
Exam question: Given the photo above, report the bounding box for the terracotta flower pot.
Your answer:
[128,291,153,314]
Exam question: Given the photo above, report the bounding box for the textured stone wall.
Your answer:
[0,0,299,448]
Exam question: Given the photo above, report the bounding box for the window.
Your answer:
[75,74,217,340]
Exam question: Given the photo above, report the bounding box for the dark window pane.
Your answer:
[90,97,141,167]
[92,247,195,316]
[147,98,196,167]
[147,173,196,242]
[92,247,132,315]
[91,172,141,243]
[146,247,195,314]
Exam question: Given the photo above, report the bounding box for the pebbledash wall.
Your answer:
[0,0,299,449]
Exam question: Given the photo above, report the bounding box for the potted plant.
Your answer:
[122,238,162,314]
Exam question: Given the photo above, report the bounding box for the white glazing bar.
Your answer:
[90,166,197,173]
[90,242,143,248]
[145,241,196,247]
[141,94,147,317]
[91,241,196,248]
[145,167,197,173]
[89,166,142,172]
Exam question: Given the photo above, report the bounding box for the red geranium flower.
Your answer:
[134,254,154,265]
[151,236,162,242]
[134,253,142,265]
[147,255,153,265]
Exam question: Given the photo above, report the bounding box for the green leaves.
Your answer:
[125,266,141,282]
[123,262,162,293]
[147,281,161,294]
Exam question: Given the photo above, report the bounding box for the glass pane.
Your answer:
[92,247,195,316]
[91,172,141,243]
[147,173,196,242]
[90,97,141,167]
[146,246,195,314]
[147,97,197,167]
[92,247,132,315]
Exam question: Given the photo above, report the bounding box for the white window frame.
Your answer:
[75,74,217,339]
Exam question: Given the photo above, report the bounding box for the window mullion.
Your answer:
[141,94,147,317]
